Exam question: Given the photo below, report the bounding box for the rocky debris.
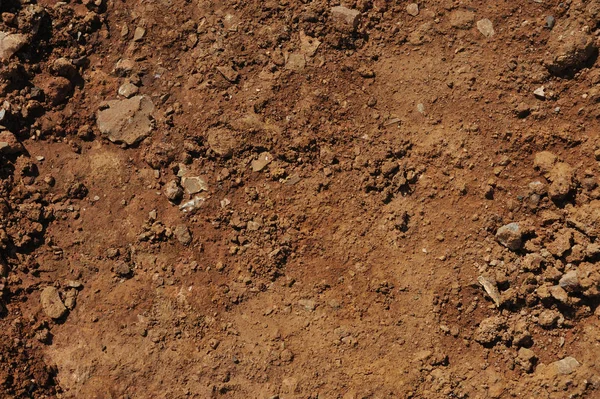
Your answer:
[515,102,530,118]
[113,58,135,77]
[114,262,132,277]
[548,285,569,303]
[40,287,67,319]
[0,31,28,60]
[513,320,533,347]
[533,151,557,173]
[299,31,321,57]
[406,3,419,17]
[164,180,184,202]
[478,275,501,307]
[331,6,361,31]
[133,26,146,42]
[545,16,556,30]
[517,348,537,373]
[174,224,192,245]
[567,201,600,238]
[476,19,495,37]
[559,270,579,291]
[96,95,155,146]
[533,87,546,100]
[181,176,208,195]
[37,76,72,105]
[297,299,316,312]
[449,10,475,29]
[546,228,573,257]
[63,289,77,310]
[285,53,306,71]
[51,57,77,79]
[179,196,207,213]
[545,21,597,75]
[548,163,575,201]
[216,66,239,83]
[118,82,139,98]
[251,152,273,172]
[0,131,23,154]
[474,316,506,345]
[408,22,434,46]
[207,127,238,158]
[496,223,522,251]
[537,309,563,328]
[551,357,580,375]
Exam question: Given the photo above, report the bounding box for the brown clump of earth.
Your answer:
[3,0,600,398]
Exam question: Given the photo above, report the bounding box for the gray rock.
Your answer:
[533,86,546,100]
[174,224,192,245]
[164,180,183,202]
[496,223,522,251]
[552,357,580,375]
[545,21,597,75]
[179,196,206,213]
[114,262,132,277]
[0,31,28,61]
[40,287,68,319]
[96,95,154,146]
[559,270,579,291]
[331,6,361,31]
[298,299,316,311]
[118,82,139,98]
[548,285,569,303]
[545,16,555,29]
[406,3,419,16]
[477,19,495,37]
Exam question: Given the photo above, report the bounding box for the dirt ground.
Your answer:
[3,0,600,398]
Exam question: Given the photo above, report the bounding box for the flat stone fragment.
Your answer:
[133,27,146,42]
[534,86,546,99]
[40,286,68,319]
[216,66,239,83]
[96,95,155,146]
[286,53,306,71]
[478,276,501,307]
[181,176,208,194]
[477,19,495,37]
[252,152,273,172]
[0,32,28,61]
